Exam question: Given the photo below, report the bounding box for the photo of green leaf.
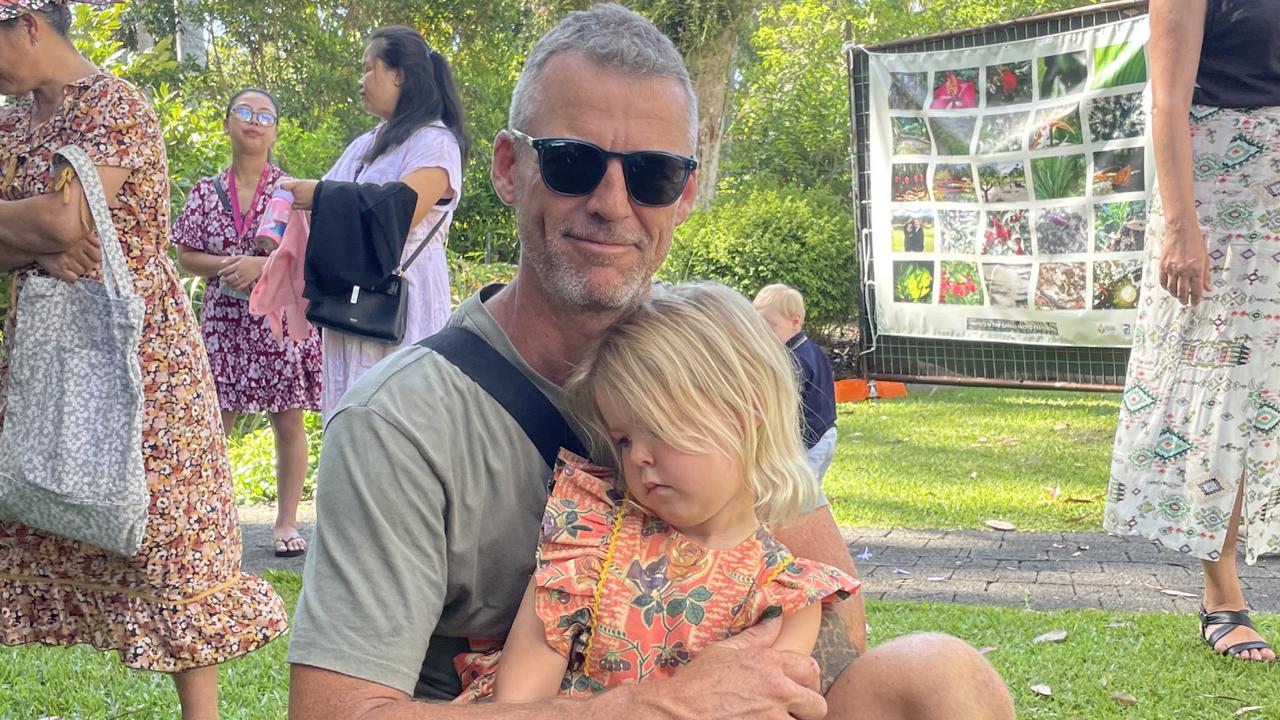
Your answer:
[1092,43,1147,89]
[977,112,1028,154]
[892,117,933,154]
[893,261,935,303]
[1030,154,1087,200]
[928,116,976,155]
[1095,200,1147,252]
[1037,51,1088,99]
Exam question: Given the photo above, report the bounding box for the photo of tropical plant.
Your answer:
[932,164,977,202]
[977,161,1028,203]
[939,210,980,254]
[982,263,1032,308]
[977,112,1029,154]
[1093,259,1143,309]
[892,163,930,201]
[892,210,936,252]
[1095,200,1147,252]
[986,61,1033,107]
[929,116,976,155]
[982,210,1030,256]
[893,261,935,303]
[1037,51,1088,98]
[1093,43,1148,89]
[1088,92,1146,141]
[1034,206,1088,255]
[1027,103,1083,150]
[889,71,930,110]
[939,261,985,305]
[892,117,933,154]
[1093,147,1145,194]
[1036,263,1087,310]
[1030,154,1087,200]
[931,68,979,109]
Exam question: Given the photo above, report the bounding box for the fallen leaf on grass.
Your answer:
[969,471,979,479]
[1030,684,1053,697]
[893,567,912,575]
[1065,494,1103,504]
[1106,620,1134,629]
[1066,513,1091,524]
[977,646,997,655]
[1033,629,1068,643]
[928,576,947,582]
[1160,589,1197,599]
[999,436,1020,446]
[857,546,873,561]
[1052,422,1069,430]
[1109,691,1137,707]
[1235,707,1263,717]
[985,519,1017,531]
[1046,485,1062,501]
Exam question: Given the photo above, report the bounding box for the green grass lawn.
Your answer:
[826,387,1120,532]
[3,572,1276,719]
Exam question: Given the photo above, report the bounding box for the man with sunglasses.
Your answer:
[288,5,1013,720]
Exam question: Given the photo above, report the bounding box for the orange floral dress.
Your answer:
[455,451,859,699]
[0,72,288,671]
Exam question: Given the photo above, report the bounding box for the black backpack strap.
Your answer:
[212,175,234,214]
[418,326,587,468]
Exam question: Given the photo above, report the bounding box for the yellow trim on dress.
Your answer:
[0,572,243,606]
[582,491,629,678]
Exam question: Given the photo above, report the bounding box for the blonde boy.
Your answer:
[753,285,839,498]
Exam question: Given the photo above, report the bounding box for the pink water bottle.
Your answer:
[255,187,294,252]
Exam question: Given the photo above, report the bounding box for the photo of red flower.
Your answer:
[931,68,978,110]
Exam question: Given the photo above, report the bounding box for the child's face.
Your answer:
[757,307,802,344]
[597,391,758,548]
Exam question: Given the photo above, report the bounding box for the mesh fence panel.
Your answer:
[847,0,1148,391]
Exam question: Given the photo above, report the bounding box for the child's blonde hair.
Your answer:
[752,283,806,324]
[565,281,814,528]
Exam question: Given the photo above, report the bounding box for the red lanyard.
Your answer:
[227,165,271,237]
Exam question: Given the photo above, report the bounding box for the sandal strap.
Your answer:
[1223,640,1271,657]
[1204,608,1256,631]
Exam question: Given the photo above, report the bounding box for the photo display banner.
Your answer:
[867,16,1151,346]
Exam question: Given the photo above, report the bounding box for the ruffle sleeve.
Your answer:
[747,532,860,623]
[532,449,623,659]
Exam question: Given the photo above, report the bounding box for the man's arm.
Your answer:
[290,618,829,720]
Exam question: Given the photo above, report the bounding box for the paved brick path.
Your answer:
[843,527,1280,612]
[236,506,1280,614]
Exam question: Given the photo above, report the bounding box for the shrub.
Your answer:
[228,411,324,504]
[658,183,857,332]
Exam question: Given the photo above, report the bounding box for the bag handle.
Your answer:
[393,211,449,277]
[52,146,132,298]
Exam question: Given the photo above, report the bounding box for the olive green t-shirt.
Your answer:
[287,286,567,697]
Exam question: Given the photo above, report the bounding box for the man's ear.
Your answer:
[490,130,519,207]
[672,168,698,226]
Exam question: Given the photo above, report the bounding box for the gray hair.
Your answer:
[509,3,698,152]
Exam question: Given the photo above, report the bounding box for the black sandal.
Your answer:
[1200,605,1273,659]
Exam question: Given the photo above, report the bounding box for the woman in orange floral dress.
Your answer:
[454,283,858,701]
[0,3,287,718]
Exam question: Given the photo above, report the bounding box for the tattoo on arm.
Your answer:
[813,606,860,695]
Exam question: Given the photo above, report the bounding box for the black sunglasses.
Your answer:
[231,105,278,128]
[509,128,696,207]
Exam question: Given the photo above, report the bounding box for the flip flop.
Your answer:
[1200,604,1273,660]
[274,535,307,558]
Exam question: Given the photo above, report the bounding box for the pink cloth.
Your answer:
[249,209,314,344]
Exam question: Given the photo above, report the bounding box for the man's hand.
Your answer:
[630,618,828,719]
[218,255,266,292]
[35,231,102,282]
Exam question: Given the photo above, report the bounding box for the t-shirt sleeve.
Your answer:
[72,78,161,173]
[400,127,463,212]
[287,404,451,695]
[171,179,213,251]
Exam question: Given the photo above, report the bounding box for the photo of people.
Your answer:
[1093,147,1145,194]
[981,263,1033,308]
[986,61,1033,107]
[892,210,936,252]
[931,68,979,109]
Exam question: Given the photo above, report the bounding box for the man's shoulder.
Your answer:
[327,343,483,430]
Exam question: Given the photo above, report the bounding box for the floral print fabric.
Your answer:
[454,450,858,699]
[1106,106,1280,565]
[172,166,322,413]
[0,72,288,671]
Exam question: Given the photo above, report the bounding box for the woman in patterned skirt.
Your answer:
[1106,0,1280,661]
[174,88,323,558]
[0,2,288,716]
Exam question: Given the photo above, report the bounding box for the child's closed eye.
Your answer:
[613,436,631,449]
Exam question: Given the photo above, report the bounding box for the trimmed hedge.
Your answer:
[658,183,857,331]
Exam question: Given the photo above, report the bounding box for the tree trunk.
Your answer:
[686,23,738,210]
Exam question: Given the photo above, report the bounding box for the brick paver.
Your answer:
[844,527,1280,612]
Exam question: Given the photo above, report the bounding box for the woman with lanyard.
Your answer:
[284,25,469,418]
[174,88,323,559]
[0,2,286,717]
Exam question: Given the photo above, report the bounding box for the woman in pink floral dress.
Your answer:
[174,88,323,558]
